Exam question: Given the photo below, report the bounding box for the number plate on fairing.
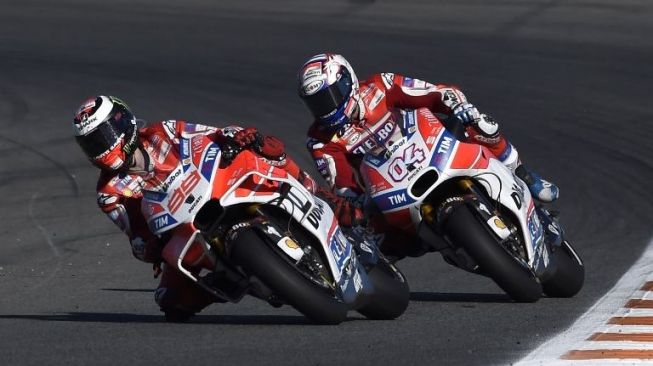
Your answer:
[143,138,221,235]
[362,127,451,213]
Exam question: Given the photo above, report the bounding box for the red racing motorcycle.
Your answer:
[141,134,409,323]
[359,108,584,302]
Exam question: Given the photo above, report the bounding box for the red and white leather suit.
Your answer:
[97,120,300,314]
[306,73,519,256]
[308,73,518,197]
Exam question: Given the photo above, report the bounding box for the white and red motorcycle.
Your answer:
[140,135,409,323]
[359,108,584,302]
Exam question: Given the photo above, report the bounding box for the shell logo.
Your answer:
[494,218,506,229]
[285,238,300,250]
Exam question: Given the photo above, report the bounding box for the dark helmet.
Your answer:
[72,95,138,170]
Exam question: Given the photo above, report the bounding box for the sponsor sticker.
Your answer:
[285,238,299,249]
[276,236,304,262]
[381,73,395,89]
[329,228,351,269]
[348,132,361,144]
[302,62,322,78]
[368,89,385,110]
[315,157,327,168]
[303,79,324,95]
[443,90,460,106]
[413,79,426,89]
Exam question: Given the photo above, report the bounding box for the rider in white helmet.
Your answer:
[298,53,559,257]
[299,53,558,202]
[73,95,308,321]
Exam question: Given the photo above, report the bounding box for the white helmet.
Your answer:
[298,53,360,130]
[72,95,138,170]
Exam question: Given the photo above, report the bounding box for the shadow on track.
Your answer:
[410,292,512,303]
[0,313,313,325]
[102,288,155,293]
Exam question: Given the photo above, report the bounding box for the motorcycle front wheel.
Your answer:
[357,260,409,320]
[230,228,348,324]
[443,204,542,302]
[542,240,584,297]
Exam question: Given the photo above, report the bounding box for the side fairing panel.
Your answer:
[360,107,543,264]
[217,154,355,284]
[142,138,220,235]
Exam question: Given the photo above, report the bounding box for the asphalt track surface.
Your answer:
[0,1,652,365]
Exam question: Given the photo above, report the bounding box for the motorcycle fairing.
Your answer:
[219,162,367,293]
[143,136,221,235]
[161,222,216,282]
[360,107,549,268]
[141,136,372,303]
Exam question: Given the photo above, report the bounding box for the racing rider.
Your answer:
[298,53,559,256]
[72,95,317,321]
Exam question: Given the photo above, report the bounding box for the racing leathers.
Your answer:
[306,73,551,257]
[96,120,301,316]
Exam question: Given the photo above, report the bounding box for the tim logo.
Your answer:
[204,147,219,162]
[152,214,175,231]
[388,192,408,206]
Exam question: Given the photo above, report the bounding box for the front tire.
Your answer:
[229,229,348,324]
[543,241,584,297]
[443,204,542,302]
[357,260,410,320]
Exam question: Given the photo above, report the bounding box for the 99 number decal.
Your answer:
[168,170,201,213]
[387,143,425,182]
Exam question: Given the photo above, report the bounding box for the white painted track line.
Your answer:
[515,238,653,365]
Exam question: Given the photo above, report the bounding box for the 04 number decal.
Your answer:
[387,143,425,181]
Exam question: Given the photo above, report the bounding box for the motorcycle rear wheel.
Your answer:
[443,204,542,302]
[230,228,348,324]
[543,240,584,297]
[357,260,409,320]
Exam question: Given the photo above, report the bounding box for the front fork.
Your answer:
[430,179,562,281]
[420,179,514,242]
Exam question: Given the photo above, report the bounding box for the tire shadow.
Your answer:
[410,292,513,303]
[0,312,316,325]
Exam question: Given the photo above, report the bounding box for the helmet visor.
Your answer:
[302,71,353,119]
[76,111,135,159]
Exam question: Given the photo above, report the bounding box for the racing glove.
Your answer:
[233,128,287,162]
[315,187,365,228]
[233,127,262,147]
[452,102,481,125]
[258,135,286,162]
[222,127,263,165]
[298,170,318,193]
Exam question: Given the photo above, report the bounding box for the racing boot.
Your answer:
[155,267,216,322]
[515,165,559,203]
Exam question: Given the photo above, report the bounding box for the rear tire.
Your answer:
[230,229,348,324]
[443,204,542,302]
[357,261,409,320]
[543,241,584,297]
